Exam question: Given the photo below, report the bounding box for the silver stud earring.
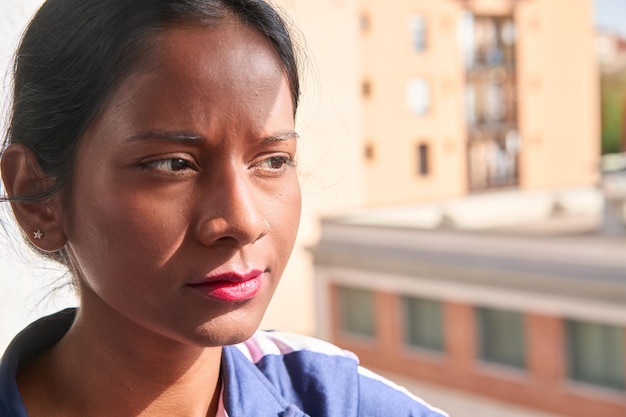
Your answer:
[33,230,44,240]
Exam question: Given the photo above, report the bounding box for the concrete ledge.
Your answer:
[335,187,603,230]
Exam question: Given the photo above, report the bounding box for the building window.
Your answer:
[362,79,372,98]
[360,12,371,33]
[417,143,430,176]
[459,13,516,69]
[338,287,375,338]
[460,12,519,191]
[403,297,443,352]
[477,307,525,369]
[410,14,427,52]
[364,143,375,162]
[566,320,625,390]
[407,78,430,115]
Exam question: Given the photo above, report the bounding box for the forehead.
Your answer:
[124,20,288,107]
[156,20,285,86]
[88,20,294,139]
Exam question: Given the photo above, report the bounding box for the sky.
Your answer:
[595,0,626,38]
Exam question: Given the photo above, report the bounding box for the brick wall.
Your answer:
[330,285,626,417]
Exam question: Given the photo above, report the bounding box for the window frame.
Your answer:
[409,13,427,53]
[336,286,376,340]
[476,306,526,370]
[407,77,431,116]
[416,142,430,177]
[566,319,626,391]
[402,296,444,353]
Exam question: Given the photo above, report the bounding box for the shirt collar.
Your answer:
[221,345,309,417]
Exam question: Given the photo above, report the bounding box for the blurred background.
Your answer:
[1,0,626,416]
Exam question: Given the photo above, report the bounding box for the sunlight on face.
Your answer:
[63,20,301,347]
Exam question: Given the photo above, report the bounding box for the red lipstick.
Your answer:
[188,270,263,301]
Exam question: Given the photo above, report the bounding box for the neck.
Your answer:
[18,302,223,417]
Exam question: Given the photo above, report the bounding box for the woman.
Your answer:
[0,1,447,416]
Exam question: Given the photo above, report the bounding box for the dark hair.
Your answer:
[1,0,300,264]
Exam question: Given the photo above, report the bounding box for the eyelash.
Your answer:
[141,158,196,173]
[253,155,295,174]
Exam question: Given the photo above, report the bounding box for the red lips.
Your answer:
[187,270,264,301]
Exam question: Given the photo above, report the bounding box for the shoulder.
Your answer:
[356,366,448,417]
[230,331,448,417]
[234,330,358,363]
[0,309,75,416]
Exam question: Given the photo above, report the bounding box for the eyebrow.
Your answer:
[127,129,300,144]
[128,130,204,143]
[261,130,300,144]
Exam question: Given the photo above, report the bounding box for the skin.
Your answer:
[12,19,301,417]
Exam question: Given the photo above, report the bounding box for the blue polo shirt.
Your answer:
[0,309,447,417]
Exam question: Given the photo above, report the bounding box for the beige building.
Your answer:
[263,0,600,334]
[359,0,599,204]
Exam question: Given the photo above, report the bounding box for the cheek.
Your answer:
[66,183,188,282]
[270,180,301,256]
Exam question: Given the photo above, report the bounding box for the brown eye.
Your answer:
[269,157,287,170]
[143,157,195,172]
[253,155,294,177]
[169,158,190,171]
[261,156,293,171]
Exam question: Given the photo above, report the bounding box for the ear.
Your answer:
[1,143,67,252]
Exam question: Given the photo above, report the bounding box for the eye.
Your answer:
[143,158,195,172]
[253,155,295,176]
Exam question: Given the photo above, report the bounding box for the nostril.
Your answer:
[197,215,269,247]
[215,235,239,244]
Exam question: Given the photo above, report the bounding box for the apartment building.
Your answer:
[357,0,598,204]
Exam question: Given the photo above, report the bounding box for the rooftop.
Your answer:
[312,186,626,306]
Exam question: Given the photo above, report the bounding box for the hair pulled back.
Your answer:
[1,0,299,266]
[4,0,299,202]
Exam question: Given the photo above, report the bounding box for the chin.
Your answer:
[188,309,265,347]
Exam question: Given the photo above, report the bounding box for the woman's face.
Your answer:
[63,21,301,346]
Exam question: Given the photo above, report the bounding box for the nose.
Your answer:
[196,167,269,247]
